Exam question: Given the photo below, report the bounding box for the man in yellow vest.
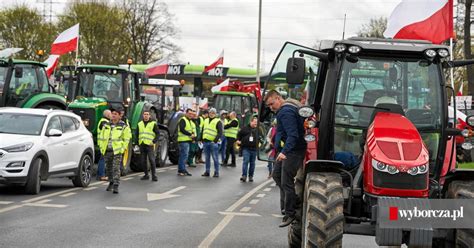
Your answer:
[177,108,196,176]
[195,109,208,164]
[137,110,160,181]
[223,111,239,167]
[96,109,112,181]
[201,108,223,177]
[97,108,131,194]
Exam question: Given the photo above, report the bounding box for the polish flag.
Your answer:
[457,81,463,96]
[44,54,60,78]
[204,50,224,73]
[50,24,79,55]
[145,57,169,76]
[211,78,230,92]
[384,0,453,44]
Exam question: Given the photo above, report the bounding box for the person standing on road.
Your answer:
[264,90,307,227]
[97,109,112,181]
[98,108,132,194]
[137,110,160,182]
[219,110,228,165]
[195,109,208,164]
[223,111,239,167]
[177,108,196,176]
[237,116,258,182]
[201,108,222,177]
[187,110,199,167]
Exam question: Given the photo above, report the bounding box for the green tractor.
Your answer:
[213,90,259,126]
[66,64,161,174]
[0,58,67,109]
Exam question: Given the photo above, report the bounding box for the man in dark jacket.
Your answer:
[264,90,307,227]
[236,116,258,182]
[136,110,160,181]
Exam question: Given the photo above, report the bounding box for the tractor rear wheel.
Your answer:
[302,172,344,248]
[446,180,474,248]
[156,131,169,167]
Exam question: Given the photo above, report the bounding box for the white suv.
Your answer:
[0,108,94,194]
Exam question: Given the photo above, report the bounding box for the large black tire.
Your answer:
[25,158,42,195]
[37,104,64,110]
[446,180,474,248]
[456,147,472,163]
[302,172,344,248]
[72,154,92,187]
[121,143,132,176]
[288,168,305,248]
[156,132,169,167]
[168,147,179,165]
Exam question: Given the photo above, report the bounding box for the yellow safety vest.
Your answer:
[138,121,157,145]
[224,119,239,139]
[97,121,131,155]
[203,118,220,141]
[178,117,195,142]
[97,118,109,132]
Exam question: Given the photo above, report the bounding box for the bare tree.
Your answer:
[122,0,180,64]
[357,17,387,38]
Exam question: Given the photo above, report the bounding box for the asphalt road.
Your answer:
[0,158,380,248]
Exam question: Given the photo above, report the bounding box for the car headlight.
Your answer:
[298,106,314,118]
[407,163,429,175]
[372,159,399,174]
[2,142,34,153]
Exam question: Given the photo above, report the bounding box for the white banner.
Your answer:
[456,96,472,110]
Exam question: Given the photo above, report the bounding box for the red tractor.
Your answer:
[259,38,474,247]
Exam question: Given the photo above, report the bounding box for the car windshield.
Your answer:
[77,71,123,102]
[0,113,46,135]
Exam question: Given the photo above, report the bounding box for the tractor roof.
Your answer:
[318,37,449,54]
[77,64,127,72]
[0,59,47,67]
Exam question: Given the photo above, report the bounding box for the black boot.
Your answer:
[106,182,113,191]
[113,184,119,194]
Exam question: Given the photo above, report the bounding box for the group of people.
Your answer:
[95,89,307,230]
[177,107,259,181]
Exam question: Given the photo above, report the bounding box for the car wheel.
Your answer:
[25,158,42,195]
[72,153,92,187]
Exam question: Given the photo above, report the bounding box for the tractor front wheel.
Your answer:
[302,172,344,248]
[446,180,474,248]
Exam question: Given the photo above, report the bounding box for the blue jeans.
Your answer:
[219,136,227,162]
[204,141,219,174]
[178,142,190,173]
[97,155,105,177]
[242,148,257,177]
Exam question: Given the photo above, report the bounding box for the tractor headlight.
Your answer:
[425,49,437,58]
[437,49,449,58]
[372,159,399,174]
[334,44,346,53]
[304,134,316,142]
[408,163,429,175]
[298,106,314,118]
[461,129,470,137]
[348,45,361,54]
[462,142,473,150]
[306,120,317,128]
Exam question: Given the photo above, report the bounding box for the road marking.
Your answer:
[263,187,272,192]
[59,192,77,197]
[24,202,68,208]
[0,205,23,213]
[199,179,272,248]
[147,186,186,201]
[101,182,109,186]
[163,209,207,215]
[106,206,150,212]
[83,187,97,191]
[21,188,81,204]
[122,177,133,181]
[198,215,234,248]
[240,207,251,212]
[35,199,51,204]
[0,201,13,205]
[249,199,259,205]
[219,212,261,217]
[272,214,284,218]
[256,194,265,198]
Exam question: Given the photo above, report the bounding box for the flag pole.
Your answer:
[450,37,454,89]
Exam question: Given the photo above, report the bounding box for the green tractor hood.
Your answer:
[68,97,109,135]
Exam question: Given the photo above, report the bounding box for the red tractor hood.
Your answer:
[366,112,429,171]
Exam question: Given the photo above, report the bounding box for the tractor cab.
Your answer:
[214,91,258,125]
[0,59,66,109]
[260,38,474,247]
[140,78,180,125]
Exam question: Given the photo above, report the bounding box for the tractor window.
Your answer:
[0,67,6,98]
[77,71,123,102]
[37,67,49,92]
[164,86,175,110]
[6,64,41,107]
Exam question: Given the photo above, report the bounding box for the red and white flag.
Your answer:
[457,81,464,96]
[384,0,453,44]
[211,78,230,92]
[44,55,60,77]
[50,24,79,55]
[145,57,169,76]
[204,50,224,73]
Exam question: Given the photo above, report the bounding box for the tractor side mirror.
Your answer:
[286,57,305,85]
[466,115,474,127]
[14,67,23,78]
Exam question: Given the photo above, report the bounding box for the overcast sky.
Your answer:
[1,0,401,70]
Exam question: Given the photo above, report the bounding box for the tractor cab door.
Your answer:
[4,64,49,107]
[258,42,324,161]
